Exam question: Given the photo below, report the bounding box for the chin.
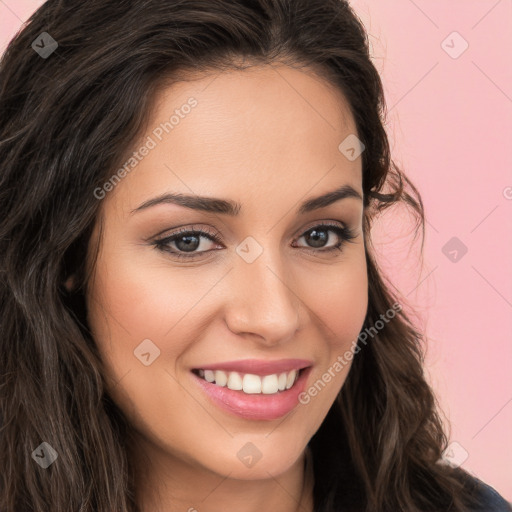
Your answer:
[204,440,305,480]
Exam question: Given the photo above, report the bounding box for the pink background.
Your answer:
[1,0,511,500]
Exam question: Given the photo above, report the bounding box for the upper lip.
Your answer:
[192,358,312,375]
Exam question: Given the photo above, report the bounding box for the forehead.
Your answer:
[103,63,362,216]
[149,62,357,148]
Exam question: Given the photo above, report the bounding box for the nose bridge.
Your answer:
[225,241,300,343]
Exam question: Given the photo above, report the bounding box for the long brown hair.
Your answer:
[0,0,485,510]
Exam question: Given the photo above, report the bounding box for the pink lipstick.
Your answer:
[191,359,312,421]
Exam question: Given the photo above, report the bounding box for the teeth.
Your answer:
[261,374,279,394]
[197,368,301,394]
[278,372,287,391]
[286,370,297,390]
[227,371,243,390]
[214,370,228,387]
[243,374,261,394]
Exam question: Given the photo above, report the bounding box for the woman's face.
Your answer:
[85,63,368,481]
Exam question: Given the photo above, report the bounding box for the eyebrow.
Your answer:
[130,184,363,216]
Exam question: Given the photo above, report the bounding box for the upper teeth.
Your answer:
[198,369,299,394]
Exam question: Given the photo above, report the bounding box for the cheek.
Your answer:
[87,243,207,348]
[85,250,214,440]
[299,252,368,351]
[85,246,191,392]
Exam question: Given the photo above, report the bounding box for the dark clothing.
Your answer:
[467,476,512,511]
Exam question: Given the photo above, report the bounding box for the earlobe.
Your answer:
[64,274,77,292]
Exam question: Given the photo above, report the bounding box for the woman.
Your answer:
[0,1,509,511]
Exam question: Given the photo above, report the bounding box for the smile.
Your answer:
[190,360,313,421]
[193,368,301,395]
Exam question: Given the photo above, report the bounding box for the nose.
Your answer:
[223,247,301,347]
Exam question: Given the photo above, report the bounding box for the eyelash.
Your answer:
[152,222,358,260]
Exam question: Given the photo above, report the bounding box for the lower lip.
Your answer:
[192,367,312,421]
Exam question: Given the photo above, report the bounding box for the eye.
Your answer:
[153,225,222,260]
[293,223,357,253]
[152,222,357,260]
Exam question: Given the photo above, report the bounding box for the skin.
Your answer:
[82,62,368,512]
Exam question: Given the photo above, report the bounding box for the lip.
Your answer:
[192,358,312,376]
[192,365,313,421]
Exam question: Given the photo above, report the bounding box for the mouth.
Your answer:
[190,362,313,421]
[191,367,304,395]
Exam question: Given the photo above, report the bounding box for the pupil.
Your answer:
[307,228,327,248]
[177,235,199,252]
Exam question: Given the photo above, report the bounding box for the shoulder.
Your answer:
[462,474,512,512]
